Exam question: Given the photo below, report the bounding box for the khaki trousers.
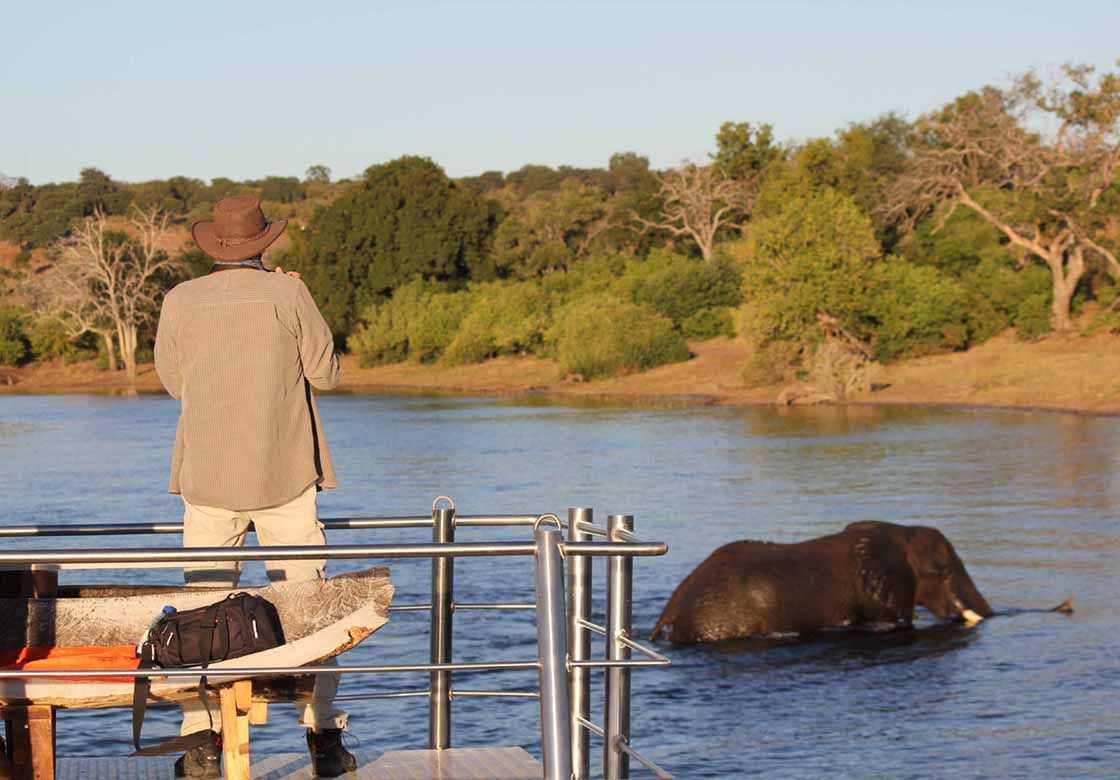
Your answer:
[179,484,347,735]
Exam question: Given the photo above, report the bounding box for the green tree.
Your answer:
[257,176,304,204]
[0,179,84,247]
[78,167,131,215]
[305,165,332,184]
[491,180,610,278]
[288,156,497,339]
[741,186,881,366]
[712,121,784,181]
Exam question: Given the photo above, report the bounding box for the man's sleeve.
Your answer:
[153,292,183,400]
[294,281,340,390]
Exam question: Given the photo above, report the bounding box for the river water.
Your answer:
[0,394,1117,778]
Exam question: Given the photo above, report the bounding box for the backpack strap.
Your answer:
[131,606,222,757]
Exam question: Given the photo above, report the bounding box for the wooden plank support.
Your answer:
[219,682,252,780]
[248,701,268,726]
[1,705,55,780]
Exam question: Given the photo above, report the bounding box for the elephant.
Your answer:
[649,521,994,644]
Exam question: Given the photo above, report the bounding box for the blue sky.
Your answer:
[2,1,1116,184]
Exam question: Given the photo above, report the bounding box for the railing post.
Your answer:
[535,524,573,780]
[429,504,455,749]
[567,507,593,780]
[604,514,633,780]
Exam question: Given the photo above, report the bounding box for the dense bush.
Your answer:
[1014,294,1052,341]
[444,281,552,365]
[625,250,742,331]
[681,307,735,340]
[0,305,31,366]
[870,260,970,362]
[349,279,445,365]
[548,297,689,379]
[28,318,76,362]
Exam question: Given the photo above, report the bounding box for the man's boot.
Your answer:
[306,728,357,777]
[174,731,221,779]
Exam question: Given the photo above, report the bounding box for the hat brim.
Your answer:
[191,219,288,262]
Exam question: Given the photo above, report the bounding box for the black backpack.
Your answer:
[131,593,285,756]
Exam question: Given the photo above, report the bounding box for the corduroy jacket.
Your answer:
[154,269,339,510]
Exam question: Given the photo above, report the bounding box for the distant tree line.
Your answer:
[2,61,1119,390]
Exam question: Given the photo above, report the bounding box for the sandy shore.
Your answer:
[2,333,1119,416]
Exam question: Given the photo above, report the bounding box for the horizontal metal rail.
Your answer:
[333,691,430,702]
[0,661,540,679]
[452,690,540,699]
[568,658,669,669]
[454,602,535,611]
[614,737,673,780]
[0,515,547,537]
[0,539,666,567]
[0,654,668,679]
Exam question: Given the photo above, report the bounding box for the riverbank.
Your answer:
[2,331,1119,415]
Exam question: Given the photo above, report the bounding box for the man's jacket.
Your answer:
[154,269,339,510]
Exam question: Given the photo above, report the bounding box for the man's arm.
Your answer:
[153,292,183,400]
[294,281,339,390]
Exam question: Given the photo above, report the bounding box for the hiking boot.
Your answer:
[174,731,221,779]
[306,728,357,777]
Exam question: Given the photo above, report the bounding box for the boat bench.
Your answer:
[1,677,303,780]
[0,570,307,780]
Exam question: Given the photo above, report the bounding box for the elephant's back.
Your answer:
[664,538,853,642]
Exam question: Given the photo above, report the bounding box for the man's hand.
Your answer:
[274,266,301,280]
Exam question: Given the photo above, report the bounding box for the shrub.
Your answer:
[681,307,735,340]
[741,337,801,387]
[870,260,970,362]
[0,305,31,366]
[28,318,74,362]
[959,257,1051,343]
[348,279,442,365]
[14,250,31,269]
[808,340,879,400]
[444,281,552,365]
[408,291,474,363]
[548,297,689,379]
[625,250,742,327]
[1014,294,1052,340]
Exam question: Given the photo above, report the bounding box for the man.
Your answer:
[154,195,356,778]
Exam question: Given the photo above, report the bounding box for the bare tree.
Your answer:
[633,163,754,261]
[22,262,119,371]
[26,206,179,389]
[886,64,1120,333]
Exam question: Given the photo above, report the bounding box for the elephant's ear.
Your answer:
[852,527,917,619]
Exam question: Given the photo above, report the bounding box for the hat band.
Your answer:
[214,224,270,248]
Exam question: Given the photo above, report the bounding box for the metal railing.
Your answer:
[0,499,672,779]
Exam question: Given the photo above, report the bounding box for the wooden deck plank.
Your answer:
[56,747,543,780]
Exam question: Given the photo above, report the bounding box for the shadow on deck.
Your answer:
[59,747,542,779]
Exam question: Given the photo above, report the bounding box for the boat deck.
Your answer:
[57,747,542,779]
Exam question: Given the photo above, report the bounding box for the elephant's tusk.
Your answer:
[961,608,984,625]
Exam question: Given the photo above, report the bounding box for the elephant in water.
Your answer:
[650,521,994,644]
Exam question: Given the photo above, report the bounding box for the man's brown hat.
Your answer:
[191,195,287,262]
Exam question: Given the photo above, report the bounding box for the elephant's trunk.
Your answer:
[952,562,994,621]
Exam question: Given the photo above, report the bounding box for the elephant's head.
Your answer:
[847,522,994,624]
